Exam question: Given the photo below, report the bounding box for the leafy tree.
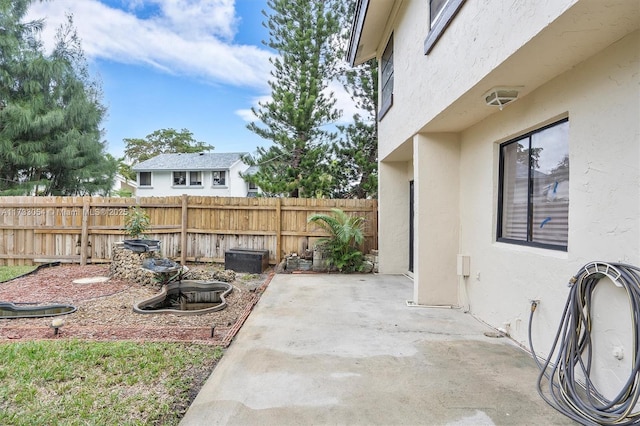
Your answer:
[117,159,136,182]
[124,128,213,165]
[517,143,543,169]
[0,3,115,196]
[244,0,342,198]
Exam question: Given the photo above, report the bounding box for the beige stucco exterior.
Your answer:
[350,0,639,399]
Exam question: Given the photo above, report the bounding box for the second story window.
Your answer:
[380,34,394,119]
[424,0,466,55]
[430,0,448,26]
[173,171,186,186]
[190,171,202,186]
[212,171,226,186]
[138,172,151,187]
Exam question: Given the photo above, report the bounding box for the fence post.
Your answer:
[80,197,90,265]
[180,194,188,265]
[275,198,282,264]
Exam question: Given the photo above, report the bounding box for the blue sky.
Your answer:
[26,0,358,162]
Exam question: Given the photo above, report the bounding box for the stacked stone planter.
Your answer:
[109,242,159,288]
[109,242,238,288]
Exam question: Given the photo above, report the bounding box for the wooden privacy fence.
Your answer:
[0,196,378,266]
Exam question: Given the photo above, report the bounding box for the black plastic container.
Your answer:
[123,239,161,253]
[225,248,269,273]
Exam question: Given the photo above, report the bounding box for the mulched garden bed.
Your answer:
[0,263,273,345]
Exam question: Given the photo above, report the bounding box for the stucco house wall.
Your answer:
[458,32,639,398]
[349,0,639,400]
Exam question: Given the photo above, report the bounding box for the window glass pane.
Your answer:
[139,172,151,186]
[531,121,569,246]
[173,171,186,185]
[190,171,202,185]
[498,119,569,249]
[500,139,528,241]
[430,0,448,24]
[213,171,225,185]
[381,35,393,113]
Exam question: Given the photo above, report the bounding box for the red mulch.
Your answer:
[0,264,273,345]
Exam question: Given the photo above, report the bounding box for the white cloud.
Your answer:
[235,94,271,122]
[26,0,272,89]
[326,80,364,125]
[152,0,238,40]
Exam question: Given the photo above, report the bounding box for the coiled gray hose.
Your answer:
[529,262,640,425]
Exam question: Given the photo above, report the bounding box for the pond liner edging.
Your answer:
[0,301,77,319]
[132,280,233,315]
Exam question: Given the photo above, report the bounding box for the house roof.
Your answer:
[244,165,259,176]
[132,152,249,171]
[114,173,138,188]
[347,0,397,66]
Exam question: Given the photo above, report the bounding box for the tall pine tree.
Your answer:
[0,0,43,193]
[0,1,115,195]
[330,0,378,199]
[333,58,378,199]
[245,0,342,198]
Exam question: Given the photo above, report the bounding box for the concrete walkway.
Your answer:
[180,274,573,425]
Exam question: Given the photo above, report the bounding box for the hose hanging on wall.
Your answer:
[529,262,640,425]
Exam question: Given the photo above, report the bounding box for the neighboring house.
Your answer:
[132,152,256,197]
[349,0,638,399]
[243,165,260,197]
[111,174,137,197]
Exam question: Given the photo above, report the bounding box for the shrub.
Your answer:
[124,206,150,239]
[307,208,365,273]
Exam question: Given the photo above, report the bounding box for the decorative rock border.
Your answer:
[278,249,379,273]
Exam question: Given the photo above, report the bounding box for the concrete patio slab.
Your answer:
[180,273,572,425]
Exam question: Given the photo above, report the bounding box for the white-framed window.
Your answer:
[380,34,394,119]
[497,119,569,251]
[247,181,258,197]
[189,171,202,186]
[424,0,466,55]
[212,170,226,186]
[173,171,187,186]
[138,172,151,187]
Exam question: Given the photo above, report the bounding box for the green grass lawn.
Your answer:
[0,340,223,425]
[0,265,37,283]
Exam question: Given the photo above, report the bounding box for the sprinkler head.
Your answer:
[50,317,65,336]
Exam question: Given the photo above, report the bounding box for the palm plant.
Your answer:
[307,208,366,272]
